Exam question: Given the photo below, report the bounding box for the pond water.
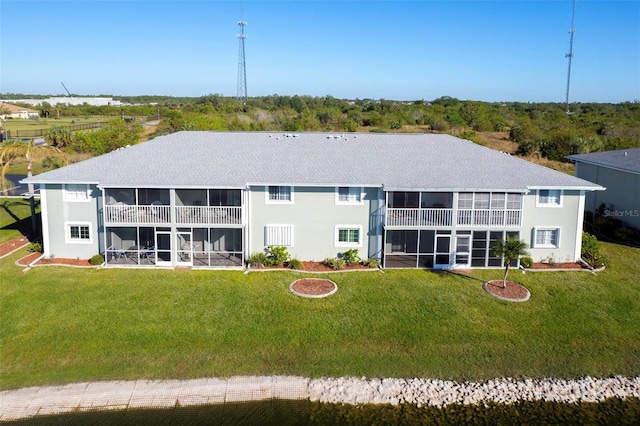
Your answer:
[6,398,639,425]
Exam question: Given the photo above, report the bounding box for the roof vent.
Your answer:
[625,152,628,156]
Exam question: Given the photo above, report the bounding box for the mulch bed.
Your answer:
[16,252,93,267]
[253,261,370,272]
[531,262,585,270]
[0,237,30,258]
[483,280,531,302]
[290,278,337,297]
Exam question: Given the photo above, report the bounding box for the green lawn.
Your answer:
[1,240,639,390]
[0,198,39,243]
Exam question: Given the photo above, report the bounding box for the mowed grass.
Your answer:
[0,198,39,243]
[1,242,639,390]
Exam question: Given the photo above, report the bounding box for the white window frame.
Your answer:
[264,224,294,246]
[536,189,563,207]
[335,186,363,205]
[335,225,363,248]
[533,227,561,248]
[265,186,294,204]
[65,222,93,244]
[63,184,90,202]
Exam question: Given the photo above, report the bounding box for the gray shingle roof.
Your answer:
[24,131,602,192]
[567,148,640,175]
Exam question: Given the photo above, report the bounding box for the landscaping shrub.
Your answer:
[341,248,361,266]
[90,254,104,265]
[265,245,290,266]
[287,258,303,270]
[519,256,534,269]
[247,252,269,267]
[322,257,345,270]
[27,242,42,253]
[363,258,380,268]
[581,232,605,268]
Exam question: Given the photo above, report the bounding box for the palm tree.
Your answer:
[492,236,530,289]
[0,139,67,234]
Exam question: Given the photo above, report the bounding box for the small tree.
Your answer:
[0,139,67,233]
[492,237,529,289]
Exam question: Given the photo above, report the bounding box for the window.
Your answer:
[537,189,562,207]
[336,187,363,204]
[458,193,473,209]
[507,193,522,209]
[534,227,560,248]
[335,225,362,247]
[266,186,293,203]
[265,224,293,246]
[63,184,89,202]
[65,222,92,244]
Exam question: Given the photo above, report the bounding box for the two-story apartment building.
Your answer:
[23,131,603,269]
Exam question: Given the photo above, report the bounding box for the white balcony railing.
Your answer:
[104,204,171,224]
[386,208,522,228]
[456,209,521,227]
[175,206,242,225]
[104,205,242,225]
[386,208,453,227]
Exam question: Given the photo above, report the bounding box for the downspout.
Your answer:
[100,186,107,260]
[245,185,251,267]
[575,190,586,261]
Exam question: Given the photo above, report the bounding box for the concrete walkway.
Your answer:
[0,376,308,421]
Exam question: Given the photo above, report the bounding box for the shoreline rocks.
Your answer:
[308,376,640,406]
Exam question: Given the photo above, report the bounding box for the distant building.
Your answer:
[0,102,39,119]
[0,97,122,107]
[568,148,640,230]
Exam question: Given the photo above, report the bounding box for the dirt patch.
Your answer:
[290,278,337,298]
[483,280,530,302]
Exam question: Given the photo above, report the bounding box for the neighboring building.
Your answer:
[0,97,122,107]
[567,148,640,230]
[23,132,603,269]
[0,102,39,119]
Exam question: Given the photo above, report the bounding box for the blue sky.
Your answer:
[1,0,638,102]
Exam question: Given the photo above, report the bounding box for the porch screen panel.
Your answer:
[488,231,504,267]
[386,230,417,253]
[471,231,488,267]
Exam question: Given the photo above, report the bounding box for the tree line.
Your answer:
[3,93,639,162]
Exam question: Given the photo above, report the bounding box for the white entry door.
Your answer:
[454,235,471,268]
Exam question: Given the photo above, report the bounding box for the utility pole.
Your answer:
[565,0,577,115]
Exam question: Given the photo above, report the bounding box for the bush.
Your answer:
[41,155,65,169]
[520,256,534,269]
[287,258,303,270]
[248,252,269,267]
[265,245,290,266]
[90,254,104,265]
[27,242,42,253]
[581,232,605,268]
[341,248,361,266]
[322,257,345,270]
[363,258,380,268]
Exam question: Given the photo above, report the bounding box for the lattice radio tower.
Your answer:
[564,0,577,115]
[236,19,248,105]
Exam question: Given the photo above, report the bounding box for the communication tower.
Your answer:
[237,19,248,105]
[564,0,577,115]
